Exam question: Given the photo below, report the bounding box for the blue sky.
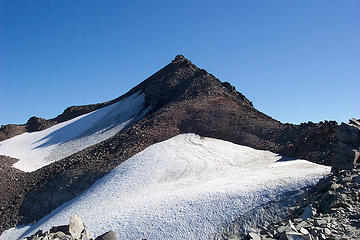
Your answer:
[1,0,359,125]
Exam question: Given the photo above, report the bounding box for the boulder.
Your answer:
[69,213,94,240]
[301,205,316,220]
[332,119,360,173]
[227,234,242,240]
[95,230,117,240]
[248,232,261,240]
[279,231,311,240]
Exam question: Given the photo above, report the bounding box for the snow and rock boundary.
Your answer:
[216,167,360,240]
[0,91,151,172]
[1,134,330,240]
[0,55,338,234]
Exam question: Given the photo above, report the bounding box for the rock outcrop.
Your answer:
[0,124,26,142]
[332,118,360,173]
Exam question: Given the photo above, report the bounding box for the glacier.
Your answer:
[0,134,330,240]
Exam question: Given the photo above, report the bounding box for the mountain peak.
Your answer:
[172,54,192,64]
[0,55,340,236]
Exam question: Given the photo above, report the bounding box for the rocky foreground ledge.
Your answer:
[23,214,117,240]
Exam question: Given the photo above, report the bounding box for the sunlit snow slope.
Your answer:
[1,134,330,240]
[0,91,151,172]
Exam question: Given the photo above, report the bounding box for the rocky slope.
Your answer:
[216,167,360,240]
[216,118,360,240]
[0,55,338,234]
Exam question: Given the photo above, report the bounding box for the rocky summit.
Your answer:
[0,55,358,239]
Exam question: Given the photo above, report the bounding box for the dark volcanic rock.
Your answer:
[0,155,28,233]
[0,55,338,233]
[277,121,337,166]
[25,116,53,132]
[0,124,26,141]
[332,118,360,173]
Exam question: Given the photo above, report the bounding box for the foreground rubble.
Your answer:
[23,214,116,240]
[218,118,360,240]
[217,168,359,240]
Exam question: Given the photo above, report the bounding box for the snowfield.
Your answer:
[0,134,330,240]
[0,91,151,172]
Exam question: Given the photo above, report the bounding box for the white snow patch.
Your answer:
[0,134,330,240]
[0,91,151,172]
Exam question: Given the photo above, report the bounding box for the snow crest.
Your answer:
[1,134,331,240]
[0,91,151,172]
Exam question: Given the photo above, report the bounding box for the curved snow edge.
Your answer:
[1,134,330,240]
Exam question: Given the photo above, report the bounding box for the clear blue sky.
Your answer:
[1,0,359,125]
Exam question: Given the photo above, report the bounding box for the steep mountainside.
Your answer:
[0,55,337,234]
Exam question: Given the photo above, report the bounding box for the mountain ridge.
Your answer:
[1,55,251,140]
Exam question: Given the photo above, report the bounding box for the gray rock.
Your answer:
[296,221,310,231]
[342,176,353,182]
[280,231,310,240]
[69,213,94,240]
[301,205,316,220]
[319,233,326,240]
[332,121,360,173]
[248,232,261,240]
[323,228,331,235]
[354,176,360,184]
[299,228,309,235]
[331,201,352,209]
[95,230,117,240]
[314,218,328,226]
[330,183,340,191]
[48,231,72,240]
[289,221,297,232]
[227,234,242,240]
